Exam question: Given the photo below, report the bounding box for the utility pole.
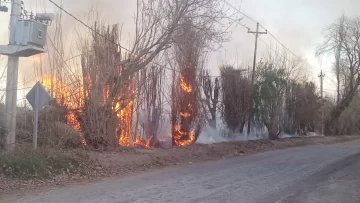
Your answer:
[5,0,22,151]
[247,22,267,135]
[319,70,325,135]
[1,1,52,151]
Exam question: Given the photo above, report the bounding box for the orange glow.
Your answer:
[180,76,192,93]
[31,55,42,64]
[172,74,196,147]
[134,136,152,148]
[180,112,191,118]
[40,75,154,148]
[40,75,86,145]
[115,84,153,148]
[118,100,134,146]
[173,125,195,146]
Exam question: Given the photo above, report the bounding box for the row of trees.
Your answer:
[1,2,359,150]
[40,0,230,149]
[206,61,320,140]
[317,15,360,135]
[202,15,360,139]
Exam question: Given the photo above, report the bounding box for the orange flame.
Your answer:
[180,112,191,118]
[114,83,153,149]
[40,75,154,149]
[134,136,152,148]
[118,100,134,146]
[172,74,196,147]
[40,75,87,145]
[180,76,192,93]
[173,125,195,146]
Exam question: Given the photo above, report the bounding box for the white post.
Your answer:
[5,0,22,151]
[319,70,325,136]
[33,84,39,150]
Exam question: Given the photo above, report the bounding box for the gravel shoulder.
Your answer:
[2,137,360,203]
[0,135,359,202]
[264,148,360,203]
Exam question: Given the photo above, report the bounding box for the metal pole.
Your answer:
[319,70,325,135]
[33,84,39,150]
[5,0,22,151]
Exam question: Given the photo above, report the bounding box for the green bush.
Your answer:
[0,152,78,179]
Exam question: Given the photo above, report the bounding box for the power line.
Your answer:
[247,22,267,134]
[49,0,327,82]
[224,7,341,95]
[47,0,132,53]
[225,0,344,93]
[259,36,338,85]
[225,1,292,52]
[224,1,257,24]
[224,1,327,75]
[236,20,321,77]
[47,0,225,78]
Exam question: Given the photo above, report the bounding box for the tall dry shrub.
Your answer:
[136,65,164,146]
[284,81,321,135]
[220,66,251,133]
[201,69,220,128]
[171,20,205,145]
[78,23,131,148]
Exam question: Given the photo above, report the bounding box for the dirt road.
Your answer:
[3,140,360,203]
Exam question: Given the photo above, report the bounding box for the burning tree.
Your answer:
[78,24,129,148]
[38,0,230,149]
[171,20,206,146]
[75,0,229,148]
[27,12,86,148]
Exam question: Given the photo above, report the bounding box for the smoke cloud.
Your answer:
[196,125,268,144]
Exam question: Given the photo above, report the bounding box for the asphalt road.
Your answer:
[4,140,360,203]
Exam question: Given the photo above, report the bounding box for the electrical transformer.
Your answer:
[15,20,48,48]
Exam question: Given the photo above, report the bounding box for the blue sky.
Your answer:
[0,0,360,100]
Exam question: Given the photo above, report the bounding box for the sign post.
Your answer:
[26,82,50,149]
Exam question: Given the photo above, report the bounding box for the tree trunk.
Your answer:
[267,126,279,140]
[209,107,216,129]
[239,120,246,134]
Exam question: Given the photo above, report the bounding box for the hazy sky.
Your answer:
[0,0,360,98]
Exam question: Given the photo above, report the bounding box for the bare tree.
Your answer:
[78,0,229,148]
[201,69,220,128]
[171,19,205,146]
[137,65,164,147]
[33,0,230,149]
[335,15,346,105]
[105,0,230,109]
[316,16,360,135]
[78,23,125,148]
